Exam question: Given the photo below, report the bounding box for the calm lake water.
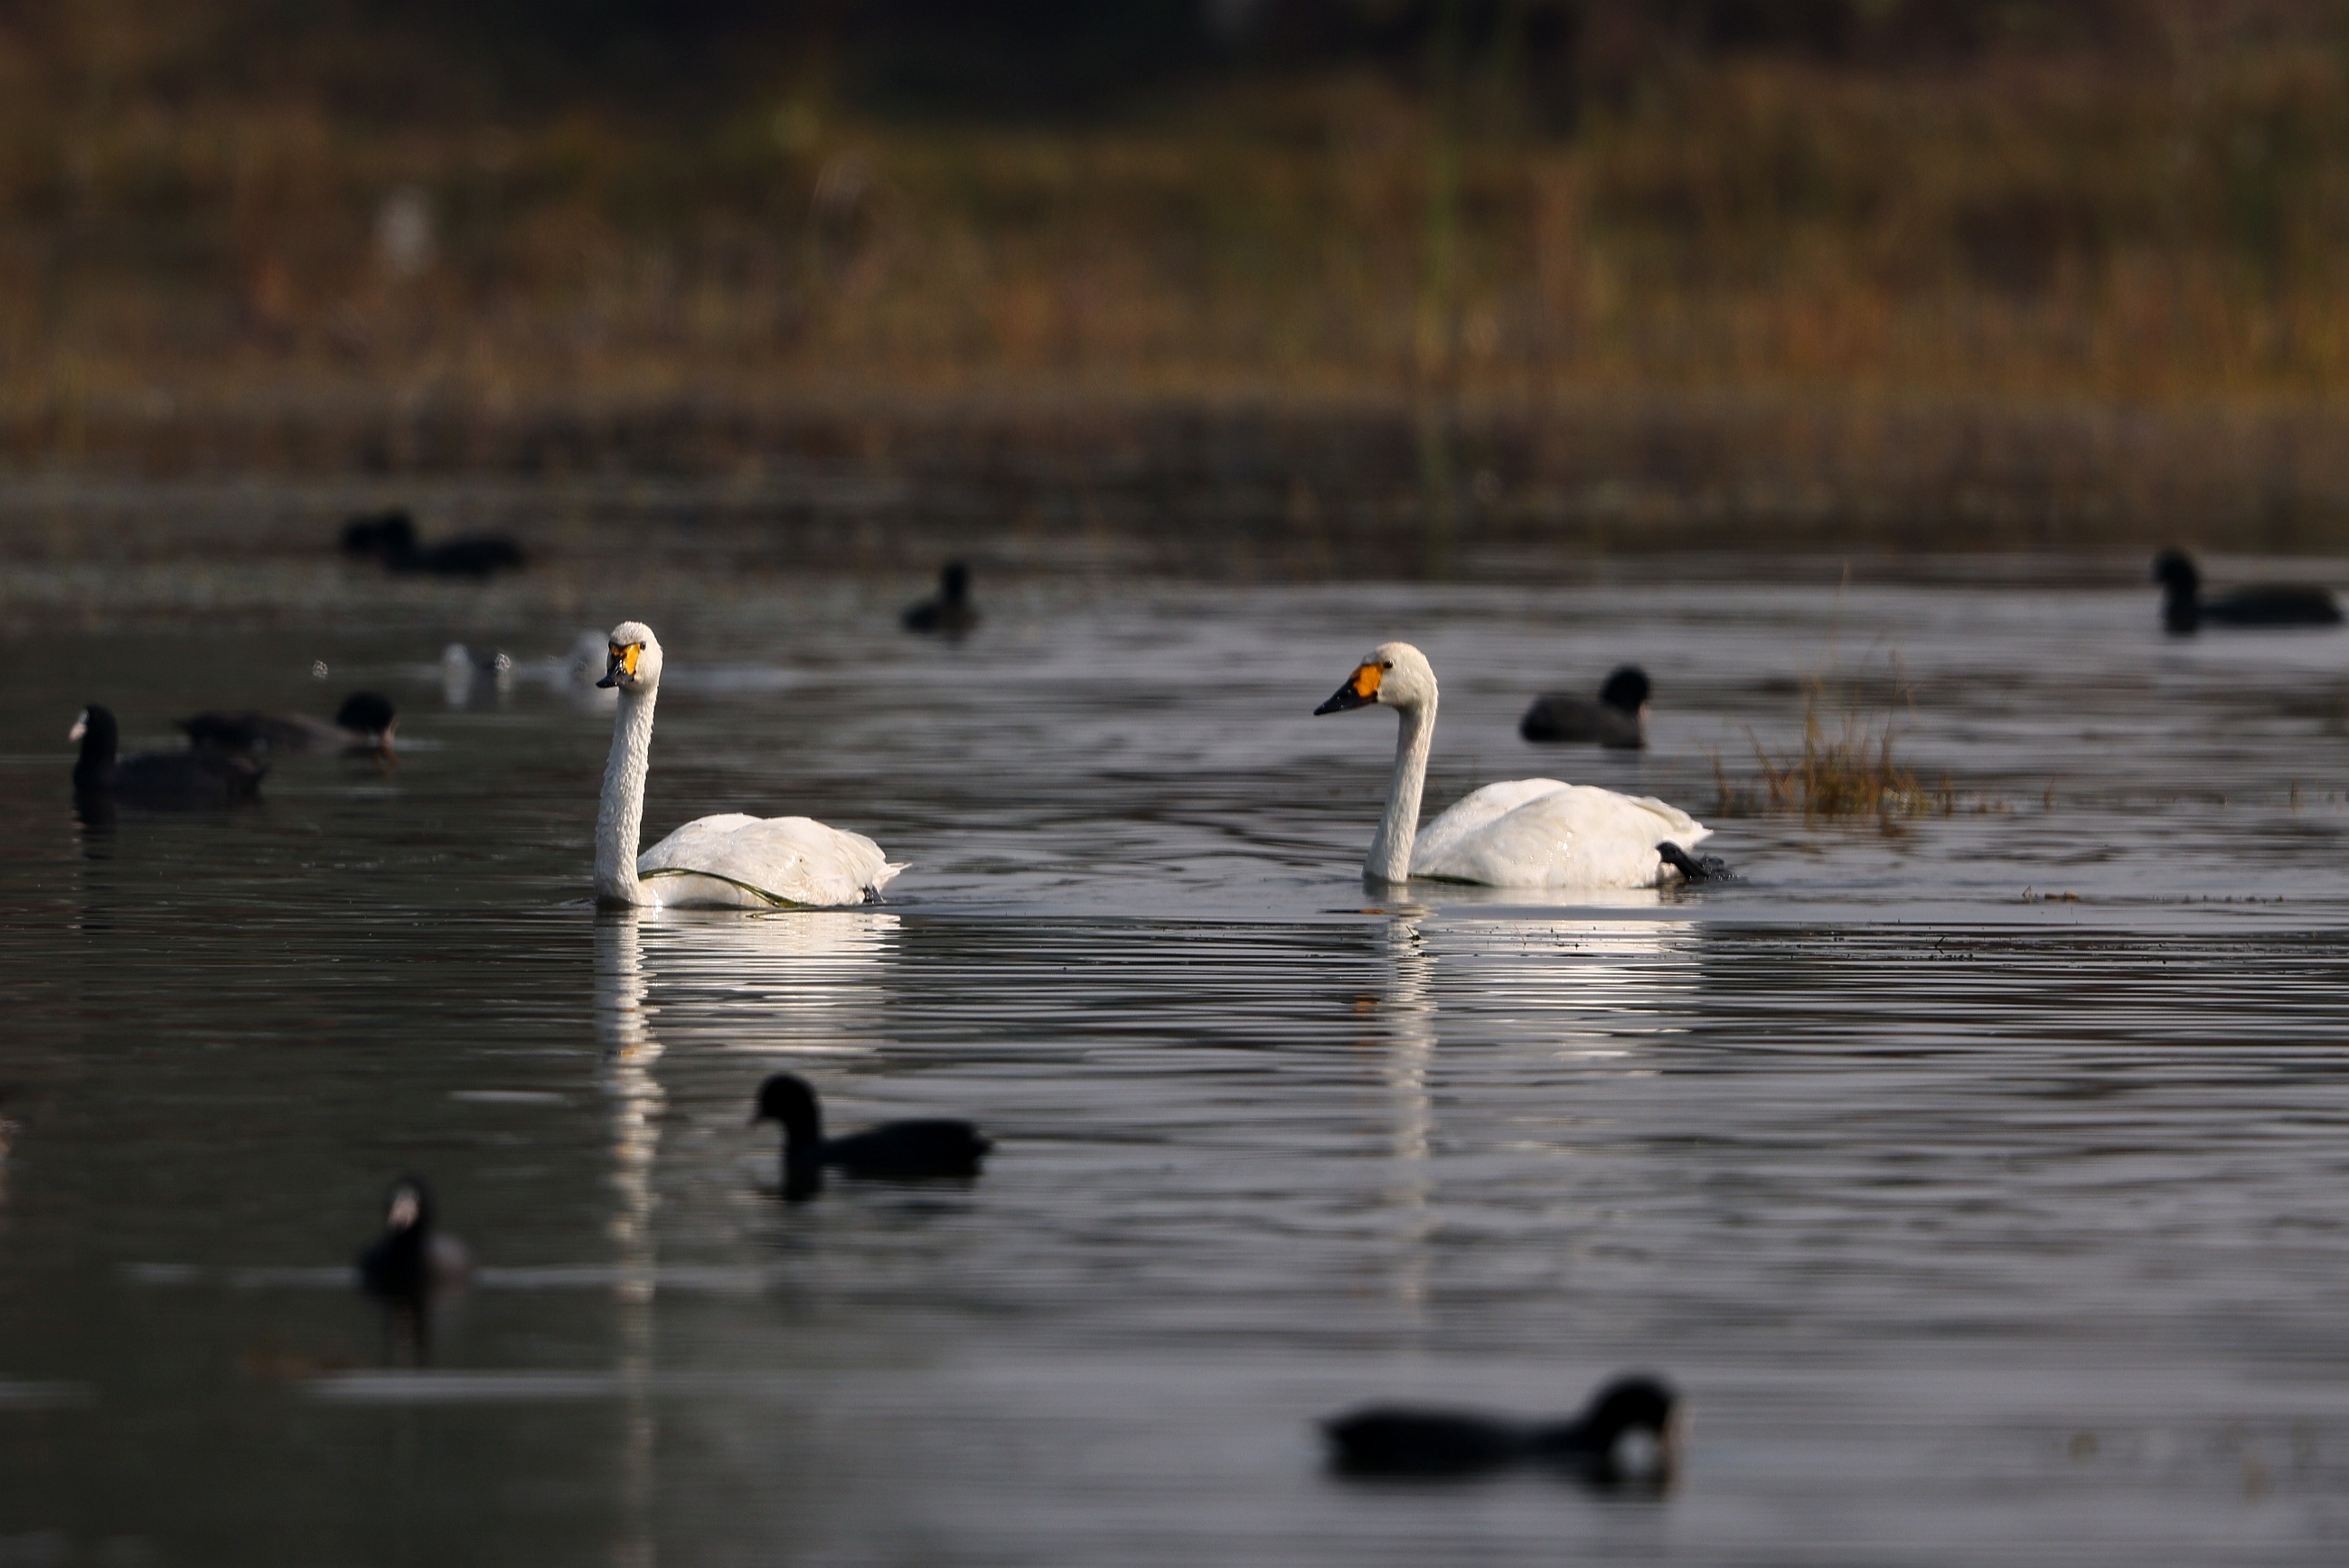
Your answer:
[7,550,2349,1564]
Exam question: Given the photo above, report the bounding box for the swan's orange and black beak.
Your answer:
[597,642,643,689]
[1315,662,1382,714]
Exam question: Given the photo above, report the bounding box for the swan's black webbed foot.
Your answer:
[1658,841,1730,883]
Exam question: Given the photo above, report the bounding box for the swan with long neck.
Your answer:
[1315,642,1712,888]
[593,622,904,908]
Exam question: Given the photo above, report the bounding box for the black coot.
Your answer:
[181,691,397,756]
[1520,665,1649,747]
[342,509,526,577]
[356,1175,471,1300]
[2155,549,2341,634]
[1323,1374,1681,1482]
[903,562,980,636]
[71,706,264,807]
[752,1072,992,1201]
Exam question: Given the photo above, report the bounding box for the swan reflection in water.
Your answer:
[595,910,662,1568]
[1434,915,1700,1060]
[590,905,902,1558]
[1365,913,1438,1319]
[1361,912,1699,1316]
[626,908,900,1056]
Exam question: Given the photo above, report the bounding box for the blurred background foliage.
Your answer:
[7,0,2349,531]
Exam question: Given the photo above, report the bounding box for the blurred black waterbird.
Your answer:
[1520,665,1650,748]
[70,705,265,807]
[2154,549,2341,634]
[752,1072,993,1201]
[903,562,979,636]
[342,509,526,577]
[181,692,397,756]
[356,1175,471,1300]
[1322,1374,1682,1482]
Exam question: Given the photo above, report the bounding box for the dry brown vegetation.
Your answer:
[1719,664,1944,819]
[9,3,2349,549]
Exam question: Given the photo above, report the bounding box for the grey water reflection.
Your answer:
[1369,914,1435,1319]
[634,907,899,1055]
[589,905,901,1563]
[12,559,2349,1564]
[1362,908,1704,1341]
[594,912,661,1568]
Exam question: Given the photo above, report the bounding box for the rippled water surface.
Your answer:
[8,554,2349,1564]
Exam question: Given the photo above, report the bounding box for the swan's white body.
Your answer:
[1320,642,1708,889]
[594,622,903,909]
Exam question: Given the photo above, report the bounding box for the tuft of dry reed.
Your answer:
[1722,668,1943,821]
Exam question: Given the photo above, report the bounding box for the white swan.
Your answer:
[593,622,904,908]
[1314,642,1712,888]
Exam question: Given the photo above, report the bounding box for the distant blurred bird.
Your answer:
[181,692,397,756]
[1519,665,1650,748]
[356,1175,471,1300]
[567,630,615,689]
[903,561,979,636]
[525,630,622,709]
[342,509,526,577]
[752,1071,992,1202]
[2154,549,2341,634]
[1322,1374,1681,1482]
[70,705,265,806]
[441,643,513,707]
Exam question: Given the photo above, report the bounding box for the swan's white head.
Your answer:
[1315,641,1436,716]
[597,622,663,693]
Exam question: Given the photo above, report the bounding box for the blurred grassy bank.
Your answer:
[10,3,2349,549]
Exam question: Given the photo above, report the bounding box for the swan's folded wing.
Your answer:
[1413,781,1708,888]
[640,813,903,906]
[1409,779,1570,872]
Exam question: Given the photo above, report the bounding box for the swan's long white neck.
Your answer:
[1367,696,1434,883]
[596,684,658,906]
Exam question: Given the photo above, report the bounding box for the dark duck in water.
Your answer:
[342,509,526,577]
[1520,665,1650,748]
[1323,1374,1682,1483]
[180,691,397,756]
[752,1072,992,1202]
[2154,549,2341,634]
[70,705,264,808]
[356,1175,471,1300]
[903,562,980,636]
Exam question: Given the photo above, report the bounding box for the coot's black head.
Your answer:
[1581,1375,1677,1441]
[941,562,971,603]
[1552,1374,1682,1482]
[334,691,398,738]
[69,704,117,759]
[1598,666,1650,715]
[69,704,118,791]
[2153,549,2200,596]
[382,1174,435,1235]
[342,510,417,557]
[753,1073,822,1143]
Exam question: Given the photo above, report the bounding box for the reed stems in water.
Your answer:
[1725,666,1940,821]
